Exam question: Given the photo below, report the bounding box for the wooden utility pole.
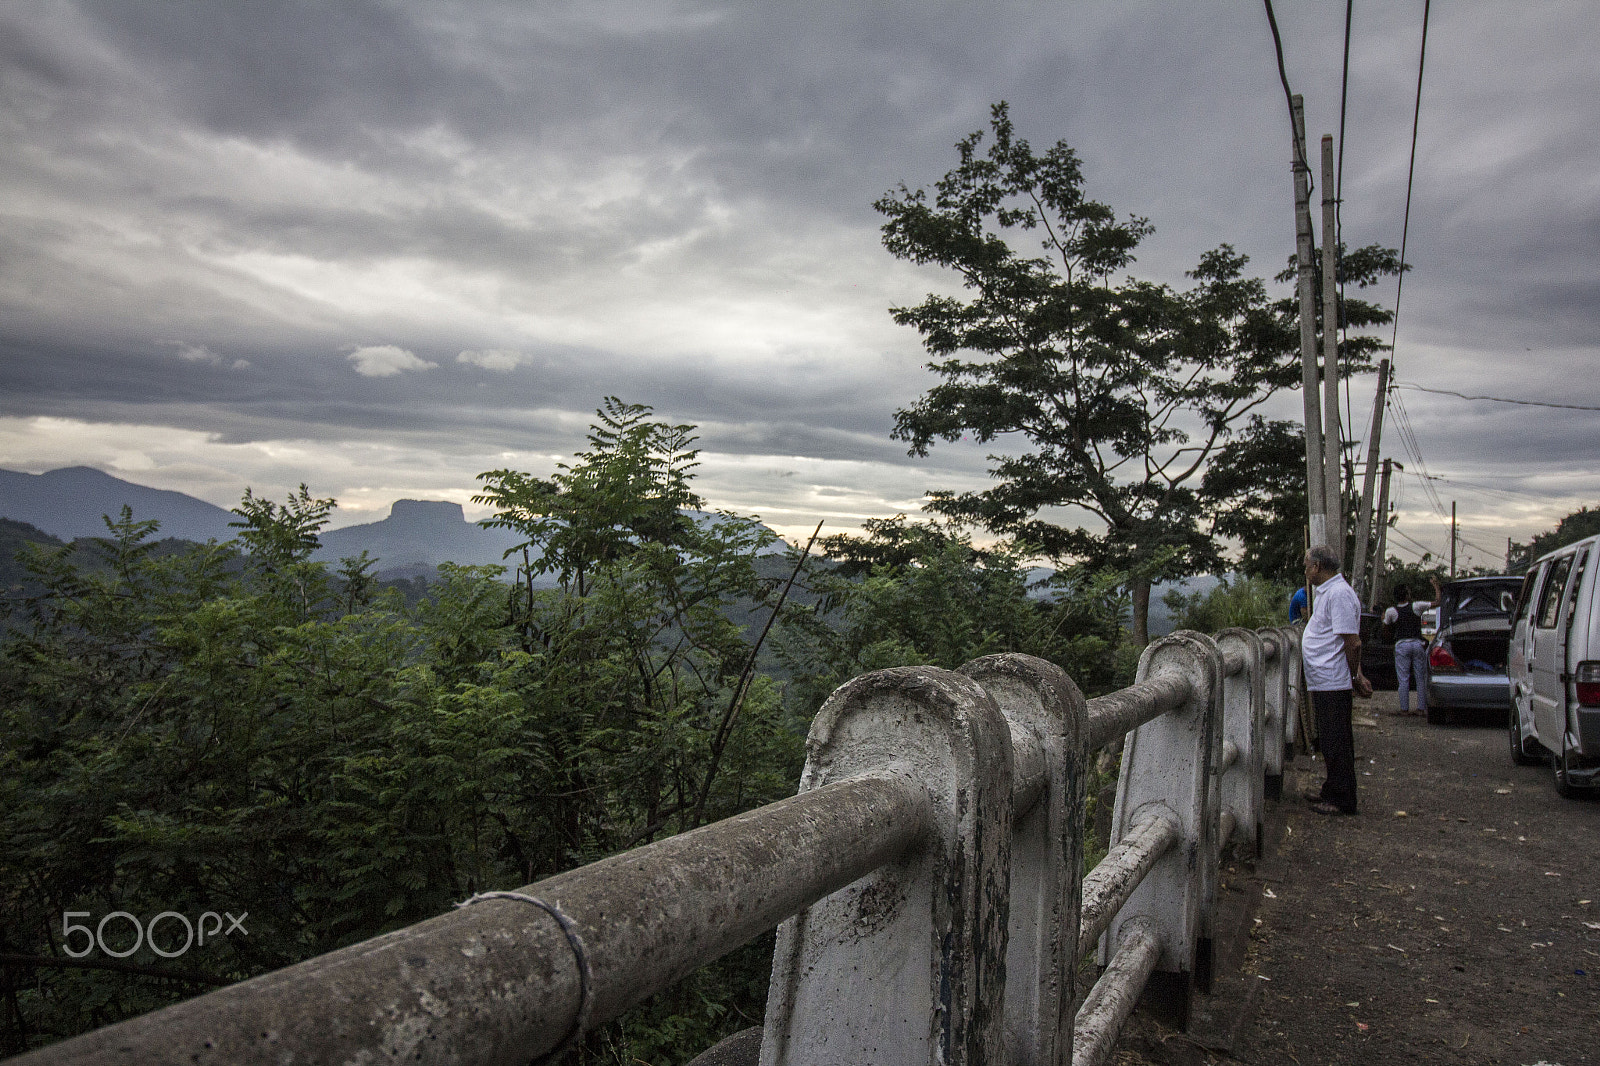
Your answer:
[1292,96,1327,549]
[1367,458,1394,609]
[1320,134,1343,556]
[1349,359,1390,600]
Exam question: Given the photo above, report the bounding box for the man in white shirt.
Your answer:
[1301,544,1371,815]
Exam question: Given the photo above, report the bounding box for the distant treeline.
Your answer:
[0,402,1154,1062]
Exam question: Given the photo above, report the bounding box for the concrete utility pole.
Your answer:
[1320,135,1343,557]
[1349,359,1390,600]
[1367,458,1395,609]
[1292,96,1327,549]
[1451,501,1457,577]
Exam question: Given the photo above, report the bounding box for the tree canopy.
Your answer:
[1508,505,1600,573]
[877,102,1309,641]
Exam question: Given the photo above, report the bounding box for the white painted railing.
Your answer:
[15,627,1301,1066]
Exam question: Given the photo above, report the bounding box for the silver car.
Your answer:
[1424,576,1522,724]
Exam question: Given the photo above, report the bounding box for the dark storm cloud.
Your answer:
[1,1,1595,543]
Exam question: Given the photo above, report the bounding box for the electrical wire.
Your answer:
[1388,0,1433,375]
[1338,0,1356,463]
[1262,0,1313,191]
[1395,382,1600,412]
[1389,393,1448,519]
[1391,526,1440,559]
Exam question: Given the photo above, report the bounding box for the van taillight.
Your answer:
[1576,662,1600,707]
[1429,644,1459,671]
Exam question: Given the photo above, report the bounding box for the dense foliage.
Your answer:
[0,402,1135,1061]
[876,102,1311,643]
[1508,505,1600,574]
[1162,575,1292,634]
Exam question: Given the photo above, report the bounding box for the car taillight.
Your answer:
[1577,662,1600,707]
[1429,644,1460,671]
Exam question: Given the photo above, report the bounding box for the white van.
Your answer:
[1507,532,1600,796]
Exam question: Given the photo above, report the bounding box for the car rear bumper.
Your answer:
[1426,673,1511,710]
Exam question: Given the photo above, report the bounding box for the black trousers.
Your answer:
[1311,687,1357,813]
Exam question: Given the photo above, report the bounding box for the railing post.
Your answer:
[1284,623,1312,754]
[959,654,1087,1066]
[1215,627,1265,856]
[1100,631,1219,1028]
[1258,627,1289,799]
[760,667,1014,1066]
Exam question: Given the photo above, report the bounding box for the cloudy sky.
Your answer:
[2,1,1596,571]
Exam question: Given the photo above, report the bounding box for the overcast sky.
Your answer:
[2,1,1596,571]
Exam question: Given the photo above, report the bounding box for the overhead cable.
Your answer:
[1396,382,1600,412]
[1262,0,1313,189]
[1388,0,1433,375]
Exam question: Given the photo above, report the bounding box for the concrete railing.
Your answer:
[16,627,1301,1066]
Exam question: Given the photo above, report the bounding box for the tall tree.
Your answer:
[1508,505,1600,573]
[877,103,1301,643]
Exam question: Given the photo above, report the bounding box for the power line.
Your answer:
[1416,472,1557,503]
[1387,0,1433,376]
[1338,0,1355,459]
[1396,382,1600,412]
[1262,0,1313,190]
[1390,526,1439,558]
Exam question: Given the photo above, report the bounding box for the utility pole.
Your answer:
[1320,134,1343,558]
[1349,359,1389,600]
[1367,458,1395,609]
[1293,96,1327,549]
[1451,501,1457,577]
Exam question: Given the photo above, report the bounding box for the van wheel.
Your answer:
[1426,704,1448,726]
[1509,708,1542,765]
[1553,733,1580,799]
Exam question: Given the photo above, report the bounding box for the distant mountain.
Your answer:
[317,501,788,579]
[0,467,237,543]
[314,499,525,577]
[0,467,789,581]
[0,517,65,592]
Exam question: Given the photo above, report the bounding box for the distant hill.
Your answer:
[314,499,526,577]
[0,467,789,582]
[0,517,65,592]
[0,467,237,543]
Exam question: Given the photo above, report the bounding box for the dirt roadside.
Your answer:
[1112,694,1600,1066]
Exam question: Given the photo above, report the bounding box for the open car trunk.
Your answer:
[1444,630,1510,672]
[1436,577,1522,674]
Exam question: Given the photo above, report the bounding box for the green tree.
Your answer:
[1508,505,1600,573]
[1162,574,1290,633]
[1198,417,1307,585]
[877,103,1302,645]
[780,516,1128,711]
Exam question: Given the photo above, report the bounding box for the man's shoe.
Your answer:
[1307,801,1352,816]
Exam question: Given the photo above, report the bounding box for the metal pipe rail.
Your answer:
[19,628,1301,1066]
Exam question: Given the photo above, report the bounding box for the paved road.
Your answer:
[1116,697,1600,1066]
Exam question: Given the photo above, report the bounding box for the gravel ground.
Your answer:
[1112,695,1600,1066]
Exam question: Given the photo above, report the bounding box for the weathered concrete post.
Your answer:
[959,654,1087,1066]
[1285,623,1312,754]
[1182,631,1226,995]
[1101,632,1219,1027]
[1215,627,1266,856]
[760,667,1014,1066]
[1258,627,1291,799]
